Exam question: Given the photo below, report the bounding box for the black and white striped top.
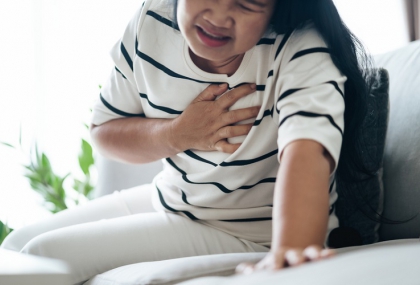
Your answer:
[92,0,345,246]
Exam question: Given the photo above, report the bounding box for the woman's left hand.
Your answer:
[236,245,335,274]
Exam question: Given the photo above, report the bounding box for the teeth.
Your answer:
[201,28,227,39]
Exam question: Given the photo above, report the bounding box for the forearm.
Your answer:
[91,117,179,164]
[271,140,333,250]
[90,84,259,164]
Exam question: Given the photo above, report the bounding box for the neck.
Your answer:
[189,50,244,77]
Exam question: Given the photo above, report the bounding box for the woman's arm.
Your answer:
[91,117,178,164]
[91,83,259,164]
[271,139,333,251]
[237,139,335,272]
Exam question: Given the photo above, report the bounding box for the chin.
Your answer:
[192,46,229,62]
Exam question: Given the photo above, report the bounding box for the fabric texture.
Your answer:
[333,68,389,245]
[374,40,420,240]
[176,240,420,285]
[91,0,345,246]
[1,185,155,252]
[84,239,418,285]
[3,185,268,284]
[84,252,266,285]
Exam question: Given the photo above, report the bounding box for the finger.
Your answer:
[303,245,323,261]
[235,262,255,275]
[193,83,228,103]
[221,106,260,126]
[216,83,256,109]
[269,253,286,270]
[320,248,336,258]
[285,249,305,267]
[217,124,253,140]
[253,253,285,271]
[214,140,241,153]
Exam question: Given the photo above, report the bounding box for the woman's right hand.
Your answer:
[170,83,260,154]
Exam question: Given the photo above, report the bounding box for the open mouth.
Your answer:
[196,26,231,47]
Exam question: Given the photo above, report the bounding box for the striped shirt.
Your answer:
[92,0,345,246]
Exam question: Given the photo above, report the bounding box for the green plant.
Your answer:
[0,220,13,246]
[1,131,95,214]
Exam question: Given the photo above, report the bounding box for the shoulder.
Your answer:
[128,0,175,37]
[289,22,328,49]
[274,22,329,64]
[136,0,179,40]
[143,0,176,26]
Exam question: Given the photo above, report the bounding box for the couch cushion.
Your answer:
[84,239,417,285]
[333,68,389,245]
[374,40,420,240]
[177,239,420,285]
[83,252,266,285]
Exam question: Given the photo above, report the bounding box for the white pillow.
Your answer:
[84,252,266,285]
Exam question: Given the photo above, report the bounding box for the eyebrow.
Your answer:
[244,0,268,7]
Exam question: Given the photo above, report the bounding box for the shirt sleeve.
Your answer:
[91,1,148,126]
[274,25,346,172]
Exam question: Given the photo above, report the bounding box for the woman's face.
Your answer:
[177,0,275,66]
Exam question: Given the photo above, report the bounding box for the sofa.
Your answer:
[83,40,420,285]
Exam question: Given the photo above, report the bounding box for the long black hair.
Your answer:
[269,1,378,217]
[171,0,400,226]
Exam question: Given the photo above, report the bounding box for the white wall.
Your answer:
[334,0,410,55]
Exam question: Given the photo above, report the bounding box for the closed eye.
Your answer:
[239,4,256,12]
[238,0,267,12]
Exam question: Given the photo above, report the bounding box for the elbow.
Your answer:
[90,124,101,148]
[90,123,109,159]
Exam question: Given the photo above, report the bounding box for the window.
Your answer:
[0,0,140,228]
[334,0,410,54]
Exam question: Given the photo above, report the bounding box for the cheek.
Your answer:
[176,1,189,25]
[177,2,197,33]
[176,6,190,38]
[238,21,269,45]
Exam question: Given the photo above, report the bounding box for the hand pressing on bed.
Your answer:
[236,245,335,274]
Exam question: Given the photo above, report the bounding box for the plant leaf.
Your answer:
[0,142,15,149]
[78,139,94,175]
[0,220,13,246]
[41,153,52,171]
[19,124,22,147]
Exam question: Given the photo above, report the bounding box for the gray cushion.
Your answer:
[84,240,418,285]
[333,68,389,245]
[177,239,420,285]
[374,40,420,240]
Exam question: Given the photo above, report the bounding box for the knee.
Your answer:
[21,231,62,258]
[1,226,33,252]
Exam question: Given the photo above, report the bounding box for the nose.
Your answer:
[202,2,233,29]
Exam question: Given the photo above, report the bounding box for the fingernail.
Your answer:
[242,267,254,275]
[219,83,227,88]
[306,250,318,260]
[288,256,298,265]
[321,249,334,258]
[250,84,256,90]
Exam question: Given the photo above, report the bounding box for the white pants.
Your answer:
[1,184,269,284]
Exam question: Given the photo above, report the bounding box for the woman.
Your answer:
[2,0,372,283]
